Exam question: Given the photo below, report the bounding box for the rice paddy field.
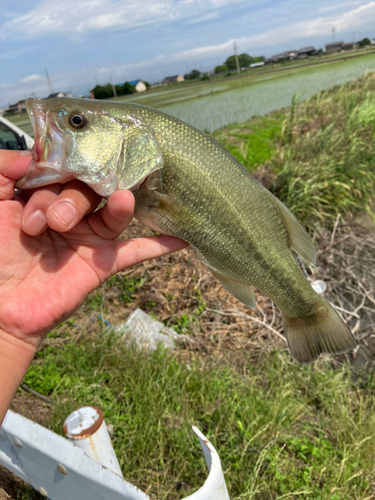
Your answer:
[121,51,375,132]
[7,50,375,135]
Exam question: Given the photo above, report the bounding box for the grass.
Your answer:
[214,74,375,228]
[273,77,375,227]
[213,113,285,171]
[20,325,375,500]
[9,71,375,500]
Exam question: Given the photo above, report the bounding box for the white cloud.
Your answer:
[317,0,362,14]
[0,0,260,39]
[2,0,375,107]
[21,74,43,83]
[171,1,375,59]
[82,1,375,80]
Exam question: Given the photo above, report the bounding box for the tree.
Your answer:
[358,38,371,47]
[91,84,114,99]
[123,82,136,95]
[184,69,201,80]
[143,81,151,90]
[115,85,124,96]
[214,64,228,74]
[225,53,254,70]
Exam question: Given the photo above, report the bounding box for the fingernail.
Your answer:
[51,201,77,227]
[20,150,33,156]
[25,210,47,234]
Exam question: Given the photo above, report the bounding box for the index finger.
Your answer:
[0,150,32,179]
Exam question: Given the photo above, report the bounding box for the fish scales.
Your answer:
[16,97,357,364]
[131,110,316,316]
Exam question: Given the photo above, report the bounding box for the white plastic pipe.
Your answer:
[0,409,231,499]
[64,406,123,477]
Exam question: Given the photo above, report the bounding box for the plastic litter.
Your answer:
[114,308,179,351]
[311,279,327,294]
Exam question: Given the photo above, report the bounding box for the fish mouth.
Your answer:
[16,98,73,190]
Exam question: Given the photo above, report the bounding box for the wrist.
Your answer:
[0,329,38,426]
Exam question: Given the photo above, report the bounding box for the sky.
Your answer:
[0,0,375,107]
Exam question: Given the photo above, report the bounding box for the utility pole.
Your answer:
[110,77,117,98]
[234,41,240,74]
[332,27,336,43]
[353,31,356,48]
[45,69,54,96]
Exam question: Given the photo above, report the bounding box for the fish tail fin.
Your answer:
[282,302,357,364]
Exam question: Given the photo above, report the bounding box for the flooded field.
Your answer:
[8,51,375,135]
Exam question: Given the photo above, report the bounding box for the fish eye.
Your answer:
[68,112,88,129]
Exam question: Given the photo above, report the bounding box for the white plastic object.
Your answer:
[64,406,123,477]
[311,280,327,294]
[115,308,178,351]
[0,409,231,499]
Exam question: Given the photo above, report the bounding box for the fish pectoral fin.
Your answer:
[145,190,204,229]
[268,192,317,266]
[212,271,256,309]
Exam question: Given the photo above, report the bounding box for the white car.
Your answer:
[0,116,34,150]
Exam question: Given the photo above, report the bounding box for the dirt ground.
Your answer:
[1,215,374,499]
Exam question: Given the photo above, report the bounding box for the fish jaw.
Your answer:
[16,97,164,196]
[16,98,73,190]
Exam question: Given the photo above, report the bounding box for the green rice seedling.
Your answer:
[161,54,375,132]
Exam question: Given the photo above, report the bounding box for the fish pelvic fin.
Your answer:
[282,301,357,364]
[211,270,256,309]
[268,192,317,266]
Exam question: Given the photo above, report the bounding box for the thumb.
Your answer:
[0,150,32,200]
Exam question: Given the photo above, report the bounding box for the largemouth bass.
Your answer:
[17,97,356,364]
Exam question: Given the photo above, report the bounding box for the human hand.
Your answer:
[0,150,188,424]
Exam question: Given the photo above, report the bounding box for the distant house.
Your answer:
[47,92,74,99]
[127,80,147,92]
[135,82,146,92]
[297,46,316,57]
[0,108,6,116]
[265,52,290,64]
[162,75,185,84]
[7,102,26,114]
[250,62,265,68]
[325,41,344,53]
[342,42,355,51]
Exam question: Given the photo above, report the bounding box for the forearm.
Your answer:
[0,330,37,426]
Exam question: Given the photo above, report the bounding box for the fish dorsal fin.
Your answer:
[268,192,317,266]
[118,124,164,191]
[211,270,256,309]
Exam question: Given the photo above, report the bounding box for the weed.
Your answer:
[213,114,285,171]
[22,328,375,500]
[274,75,375,227]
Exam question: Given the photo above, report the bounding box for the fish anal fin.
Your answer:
[268,192,317,266]
[282,302,357,364]
[212,271,256,309]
